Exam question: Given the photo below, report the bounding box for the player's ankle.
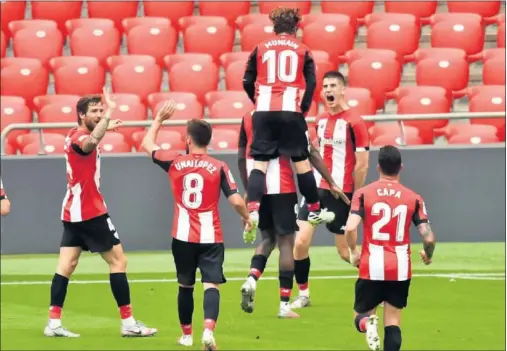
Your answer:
[48,318,62,329]
[121,316,136,327]
[181,324,192,336]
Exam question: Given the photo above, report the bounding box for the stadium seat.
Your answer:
[302,21,355,66]
[301,13,357,30]
[37,103,76,135]
[364,13,419,26]
[164,53,214,73]
[447,1,501,23]
[384,1,437,22]
[340,48,399,66]
[8,19,57,37]
[65,18,115,36]
[100,140,132,154]
[366,15,421,58]
[219,52,250,70]
[225,60,247,91]
[348,57,402,110]
[371,133,424,146]
[179,16,228,31]
[415,57,469,94]
[235,14,271,31]
[49,55,102,72]
[258,1,311,15]
[0,58,49,110]
[122,17,171,34]
[107,93,147,142]
[483,57,506,85]
[369,124,422,146]
[430,13,484,55]
[143,1,194,32]
[111,63,162,104]
[468,85,506,130]
[205,91,251,110]
[311,50,332,64]
[19,132,66,153]
[406,47,468,63]
[31,1,83,33]
[342,87,377,128]
[87,1,139,30]
[132,130,185,151]
[101,132,126,144]
[469,47,505,63]
[70,26,121,67]
[147,92,203,119]
[169,61,219,105]
[0,96,32,147]
[209,97,254,132]
[447,133,500,145]
[127,25,178,67]
[107,55,157,72]
[198,1,250,25]
[12,26,63,67]
[1,31,6,58]
[210,129,239,151]
[53,58,105,95]
[22,140,66,155]
[240,23,277,52]
[444,124,503,142]
[1,1,26,38]
[320,1,374,22]
[183,23,235,63]
[33,94,81,113]
[498,22,505,48]
[4,142,15,155]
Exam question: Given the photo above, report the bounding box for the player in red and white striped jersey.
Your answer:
[1,177,11,216]
[292,71,370,309]
[345,145,436,351]
[141,101,252,350]
[47,89,157,339]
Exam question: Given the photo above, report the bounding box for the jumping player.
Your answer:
[1,177,10,216]
[242,7,334,238]
[141,101,253,350]
[292,71,370,309]
[45,88,157,337]
[238,110,348,318]
[345,145,436,351]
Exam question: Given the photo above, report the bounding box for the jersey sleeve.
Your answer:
[151,149,178,172]
[238,118,247,149]
[351,114,370,152]
[301,50,316,115]
[220,163,238,198]
[71,131,92,155]
[412,195,429,226]
[0,179,6,200]
[243,46,258,104]
[350,190,365,218]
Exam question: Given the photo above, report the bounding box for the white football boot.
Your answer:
[121,320,157,337]
[44,324,80,338]
[202,329,217,350]
[178,334,193,347]
[240,276,257,313]
[365,315,381,351]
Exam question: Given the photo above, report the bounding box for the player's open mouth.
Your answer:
[325,95,335,102]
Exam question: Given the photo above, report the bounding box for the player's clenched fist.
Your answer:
[107,119,123,131]
[155,100,176,122]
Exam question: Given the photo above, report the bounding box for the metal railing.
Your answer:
[1,112,505,155]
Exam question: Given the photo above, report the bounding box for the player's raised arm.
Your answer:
[300,50,317,115]
[237,118,249,190]
[141,100,176,155]
[242,47,258,104]
[351,117,370,190]
[413,197,436,265]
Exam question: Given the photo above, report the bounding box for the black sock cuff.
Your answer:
[295,257,310,264]
[204,287,219,296]
[110,272,127,279]
[385,325,401,333]
[251,254,268,268]
[279,270,294,289]
[354,313,369,333]
[179,286,194,293]
[250,169,265,176]
[54,273,69,282]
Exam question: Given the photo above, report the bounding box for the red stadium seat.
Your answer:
[483,57,506,85]
[219,52,250,70]
[107,55,157,72]
[258,1,311,15]
[343,88,376,128]
[179,16,228,31]
[209,97,254,132]
[302,20,355,66]
[183,23,235,63]
[199,1,250,25]
[33,94,81,113]
[1,31,6,58]
[65,18,115,36]
[111,63,162,103]
[224,60,246,91]
[384,1,437,21]
[169,61,219,105]
[447,1,501,23]
[301,13,357,30]
[430,13,484,55]
[372,133,424,146]
[407,47,467,63]
[366,15,420,58]
[205,91,250,109]
[240,23,277,52]
[53,58,105,95]
[448,132,500,145]
[369,124,422,145]
[0,96,32,147]
[320,1,374,22]
[340,48,399,65]
[348,57,402,109]
[38,102,77,135]
[415,57,469,94]
[4,142,15,155]
[50,55,102,71]
[12,26,63,67]
[17,132,66,149]
[70,26,121,67]
[468,85,506,130]
[1,1,26,37]
[8,19,57,37]
[444,124,502,142]
[469,47,505,63]
[87,1,139,30]
[210,129,239,151]
[0,58,49,110]
[22,139,66,155]
[101,132,126,144]
[122,17,171,34]
[311,50,331,64]
[498,22,505,48]
[101,140,132,154]
[235,14,271,31]
[132,130,185,151]
[164,53,214,72]
[143,1,194,32]
[31,1,83,33]
[127,25,178,67]
[108,93,147,142]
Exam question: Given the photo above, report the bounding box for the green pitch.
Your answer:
[1,242,505,350]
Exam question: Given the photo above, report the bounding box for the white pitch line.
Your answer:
[0,273,504,286]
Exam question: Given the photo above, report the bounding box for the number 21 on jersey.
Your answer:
[371,202,408,242]
[262,50,299,84]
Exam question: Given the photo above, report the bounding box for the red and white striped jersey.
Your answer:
[61,127,107,222]
[351,179,430,281]
[312,109,370,193]
[0,177,6,200]
[239,111,296,194]
[244,35,316,114]
[152,150,238,244]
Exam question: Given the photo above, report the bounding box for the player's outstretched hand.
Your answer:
[102,87,117,110]
[349,248,361,267]
[330,185,351,205]
[107,119,123,131]
[420,250,432,265]
[155,100,176,122]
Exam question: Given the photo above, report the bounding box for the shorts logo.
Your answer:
[114,232,120,240]
[106,217,116,232]
[340,225,346,231]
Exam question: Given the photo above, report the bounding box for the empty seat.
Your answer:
[183,23,235,63]
[369,124,422,144]
[169,61,219,105]
[49,55,103,71]
[53,58,105,95]
[33,94,81,112]
[343,87,377,128]
[65,18,115,36]
[468,85,506,129]
[1,31,6,58]
[366,15,420,58]
[17,132,66,148]
[101,132,126,144]
[122,17,171,34]
[210,129,239,151]
[12,26,63,67]
[70,26,121,67]
[179,16,228,31]
[444,124,502,142]
[87,1,139,30]
[469,47,505,63]
[372,133,424,146]
[127,25,178,66]
[235,13,271,31]
[143,1,194,32]
[164,53,214,72]
[19,133,66,154]
[108,93,147,142]
[198,1,250,25]
[31,1,83,33]
[430,13,484,55]
[301,13,358,30]
[384,1,437,21]
[209,97,254,132]
[205,91,250,109]
[22,140,66,155]
[132,130,185,151]
[111,63,162,103]
[225,60,247,91]
[483,57,506,85]
[320,1,374,22]
[38,102,77,135]
[147,92,203,119]
[1,1,26,37]
[240,23,277,52]
[340,48,399,65]
[448,132,500,145]
[220,51,250,70]
[258,1,311,15]
[107,55,157,72]
[4,142,15,155]
[100,140,132,153]
[8,19,57,37]
[498,22,505,48]
[415,57,469,93]
[0,96,32,146]
[447,1,501,22]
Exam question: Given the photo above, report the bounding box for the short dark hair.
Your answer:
[76,95,102,124]
[378,145,402,176]
[323,71,346,85]
[187,119,212,147]
[269,7,301,35]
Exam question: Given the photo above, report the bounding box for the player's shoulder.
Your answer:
[68,127,88,141]
[342,108,364,124]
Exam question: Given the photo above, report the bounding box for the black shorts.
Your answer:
[61,213,121,253]
[171,238,226,286]
[354,279,411,313]
[258,193,299,236]
[249,111,310,162]
[298,189,353,234]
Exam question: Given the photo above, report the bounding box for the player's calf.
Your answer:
[291,256,311,309]
[241,254,267,313]
[384,326,402,351]
[202,284,220,350]
[178,285,195,346]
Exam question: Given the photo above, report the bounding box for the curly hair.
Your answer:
[269,7,301,35]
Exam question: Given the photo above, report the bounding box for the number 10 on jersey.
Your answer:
[262,49,299,84]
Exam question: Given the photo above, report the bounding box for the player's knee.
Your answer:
[179,284,194,289]
[384,326,402,351]
[293,159,312,173]
[294,234,310,256]
[108,252,127,272]
[57,257,79,276]
[203,282,219,291]
[259,234,276,253]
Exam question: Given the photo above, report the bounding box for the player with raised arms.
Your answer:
[141,101,253,350]
[345,145,436,351]
[45,88,157,338]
